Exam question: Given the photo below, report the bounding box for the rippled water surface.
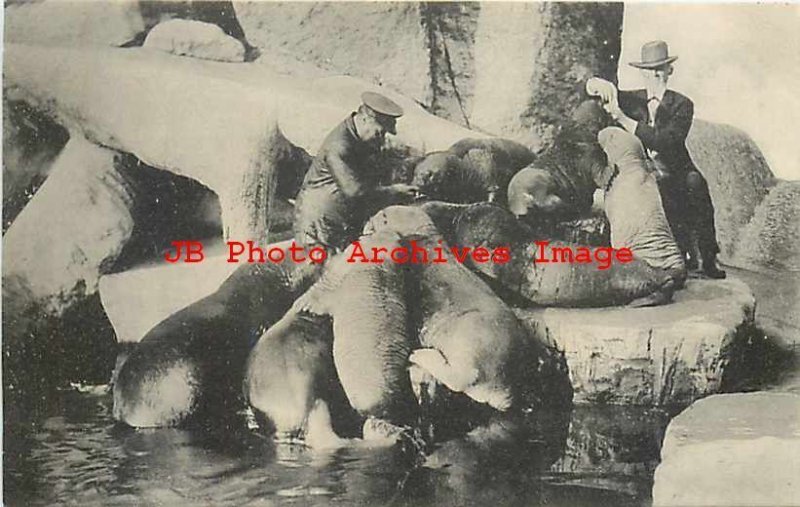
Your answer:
[5,388,671,507]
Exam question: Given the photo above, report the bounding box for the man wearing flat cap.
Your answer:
[294,91,418,252]
[587,40,726,279]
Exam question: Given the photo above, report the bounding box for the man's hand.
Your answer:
[387,183,420,203]
[603,101,624,122]
[604,101,638,134]
[586,77,618,105]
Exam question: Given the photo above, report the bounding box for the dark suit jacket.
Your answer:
[617,89,698,175]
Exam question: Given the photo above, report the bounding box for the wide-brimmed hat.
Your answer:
[629,40,678,69]
[361,91,403,134]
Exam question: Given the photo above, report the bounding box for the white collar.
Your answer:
[647,87,666,102]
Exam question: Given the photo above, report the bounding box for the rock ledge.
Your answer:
[653,392,800,506]
[515,278,756,406]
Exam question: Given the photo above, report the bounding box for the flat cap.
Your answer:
[361,91,404,118]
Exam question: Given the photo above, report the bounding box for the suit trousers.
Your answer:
[655,168,720,261]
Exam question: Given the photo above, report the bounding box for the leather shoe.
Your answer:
[702,263,727,279]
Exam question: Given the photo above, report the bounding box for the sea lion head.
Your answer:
[412,152,464,197]
[364,205,441,241]
[597,126,647,174]
[454,203,527,249]
[507,167,565,217]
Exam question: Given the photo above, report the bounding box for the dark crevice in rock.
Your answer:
[2,100,70,233]
[420,2,479,127]
[421,3,443,114]
[720,323,796,393]
[438,22,470,127]
[109,155,223,273]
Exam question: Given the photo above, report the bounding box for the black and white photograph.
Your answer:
[2,1,799,505]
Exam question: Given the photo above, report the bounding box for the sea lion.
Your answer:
[412,138,536,205]
[506,99,611,228]
[448,138,536,169]
[112,245,321,428]
[243,306,360,441]
[290,230,420,429]
[112,262,301,427]
[448,137,537,204]
[364,206,567,412]
[412,151,487,204]
[597,126,686,283]
[452,203,677,307]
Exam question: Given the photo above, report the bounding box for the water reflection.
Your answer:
[4,388,670,506]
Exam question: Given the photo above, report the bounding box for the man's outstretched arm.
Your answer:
[325,145,417,204]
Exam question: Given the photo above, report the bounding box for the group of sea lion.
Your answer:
[114,101,688,450]
[115,206,572,443]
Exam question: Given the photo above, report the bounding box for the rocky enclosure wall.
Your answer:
[233,1,623,150]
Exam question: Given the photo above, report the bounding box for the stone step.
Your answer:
[652,392,800,506]
[515,278,756,406]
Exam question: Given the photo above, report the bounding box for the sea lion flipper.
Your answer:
[409,348,478,393]
[291,286,328,316]
[305,399,348,449]
[627,278,676,308]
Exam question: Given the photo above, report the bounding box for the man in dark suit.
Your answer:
[586,40,726,279]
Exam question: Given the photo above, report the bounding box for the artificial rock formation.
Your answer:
[2,99,70,231]
[233,1,483,123]
[4,45,284,246]
[233,2,432,105]
[4,45,483,248]
[687,120,775,262]
[4,0,146,47]
[653,392,800,506]
[730,180,800,272]
[2,135,135,315]
[515,278,756,406]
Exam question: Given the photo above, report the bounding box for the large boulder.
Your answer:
[515,278,756,406]
[653,392,800,506]
[3,135,135,314]
[687,120,775,262]
[143,19,246,62]
[4,0,145,47]
[729,180,800,272]
[137,1,251,48]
